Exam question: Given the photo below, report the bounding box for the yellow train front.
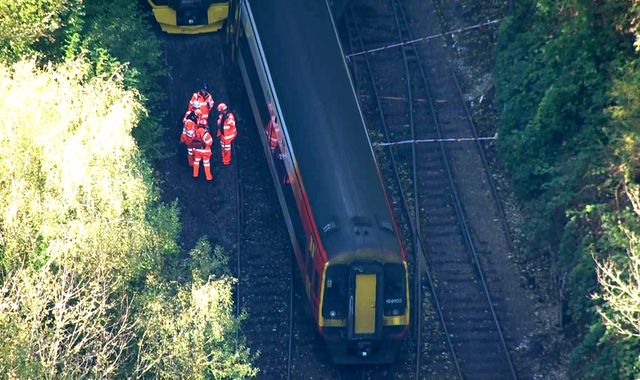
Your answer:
[229,0,410,364]
[147,0,228,34]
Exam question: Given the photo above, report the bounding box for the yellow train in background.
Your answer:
[147,0,229,34]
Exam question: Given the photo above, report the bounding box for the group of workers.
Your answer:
[180,83,237,181]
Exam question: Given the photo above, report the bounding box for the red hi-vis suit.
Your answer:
[180,115,197,167]
[192,127,214,181]
[183,108,204,125]
[188,91,214,124]
[266,116,280,152]
[217,111,237,165]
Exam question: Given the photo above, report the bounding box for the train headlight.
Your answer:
[329,310,336,318]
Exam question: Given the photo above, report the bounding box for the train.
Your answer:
[148,0,410,364]
[147,0,229,34]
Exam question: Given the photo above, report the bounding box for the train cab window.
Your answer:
[383,264,407,316]
[322,264,348,319]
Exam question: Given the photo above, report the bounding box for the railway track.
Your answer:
[233,110,294,379]
[233,84,340,380]
[344,0,517,378]
[344,4,456,378]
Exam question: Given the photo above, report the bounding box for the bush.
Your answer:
[495,0,640,377]
[135,240,256,379]
[0,59,255,378]
[0,0,82,62]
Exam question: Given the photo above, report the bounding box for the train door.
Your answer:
[347,262,383,357]
[354,274,376,334]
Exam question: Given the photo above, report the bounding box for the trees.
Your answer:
[594,217,640,339]
[0,0,82,62]
[495,0,640,377]
[0,55,255,380]
[0,1,256,377]
[135,241,257,379]
[0,58,169,376]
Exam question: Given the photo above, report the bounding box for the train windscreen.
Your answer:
[322,264,348,319]
[383,263,406,317]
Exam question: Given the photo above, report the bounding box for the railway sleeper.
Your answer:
[423,228,460,239]
[422,206,455,217]
[420,176,449,189]
[450,323,500,334]
[432,276,478,287]
[421,187,450,197]
[440,303,490,314]
[462,346,511,360]
[428,264,475,276]
[418,195,450,207]
[459,358,513,373]
[431,266,476,277]
[450,329,502,342]
[437,287,489,301]
[419,172,448,182]
[429,262,476,275]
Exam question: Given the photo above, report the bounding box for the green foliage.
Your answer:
[0,0,82,62]
[496,0,616,206]
[570,323,640,379]
[0,2,256,378]
[0,0,169,160]
[136,242,256,379]
[74,0,169,160]
[0,56,254,379]
[190,238,230,281]
[0,58,173,376]
[496,0,640,377]
[609,60,640,182]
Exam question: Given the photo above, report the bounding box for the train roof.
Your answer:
[247,0,401,258]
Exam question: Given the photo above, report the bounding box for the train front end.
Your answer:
[147,0,229,34]
[319,256,410,364]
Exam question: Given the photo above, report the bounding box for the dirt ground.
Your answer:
[154,32,238,253]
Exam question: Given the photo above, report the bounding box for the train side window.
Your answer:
[305,237,314,295]
[307,236,315,279]
[309,237,316,259]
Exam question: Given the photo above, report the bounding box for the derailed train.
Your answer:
[148,0,410,364]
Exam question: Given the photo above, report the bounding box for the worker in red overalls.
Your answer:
[266,114,279,153]
[180,110,198,167]
[183,108,203,125]
[192,123,214,181]
[216,103,237,166]
[188,83,214,126]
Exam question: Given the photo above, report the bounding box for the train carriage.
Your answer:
[230,0,410,364]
